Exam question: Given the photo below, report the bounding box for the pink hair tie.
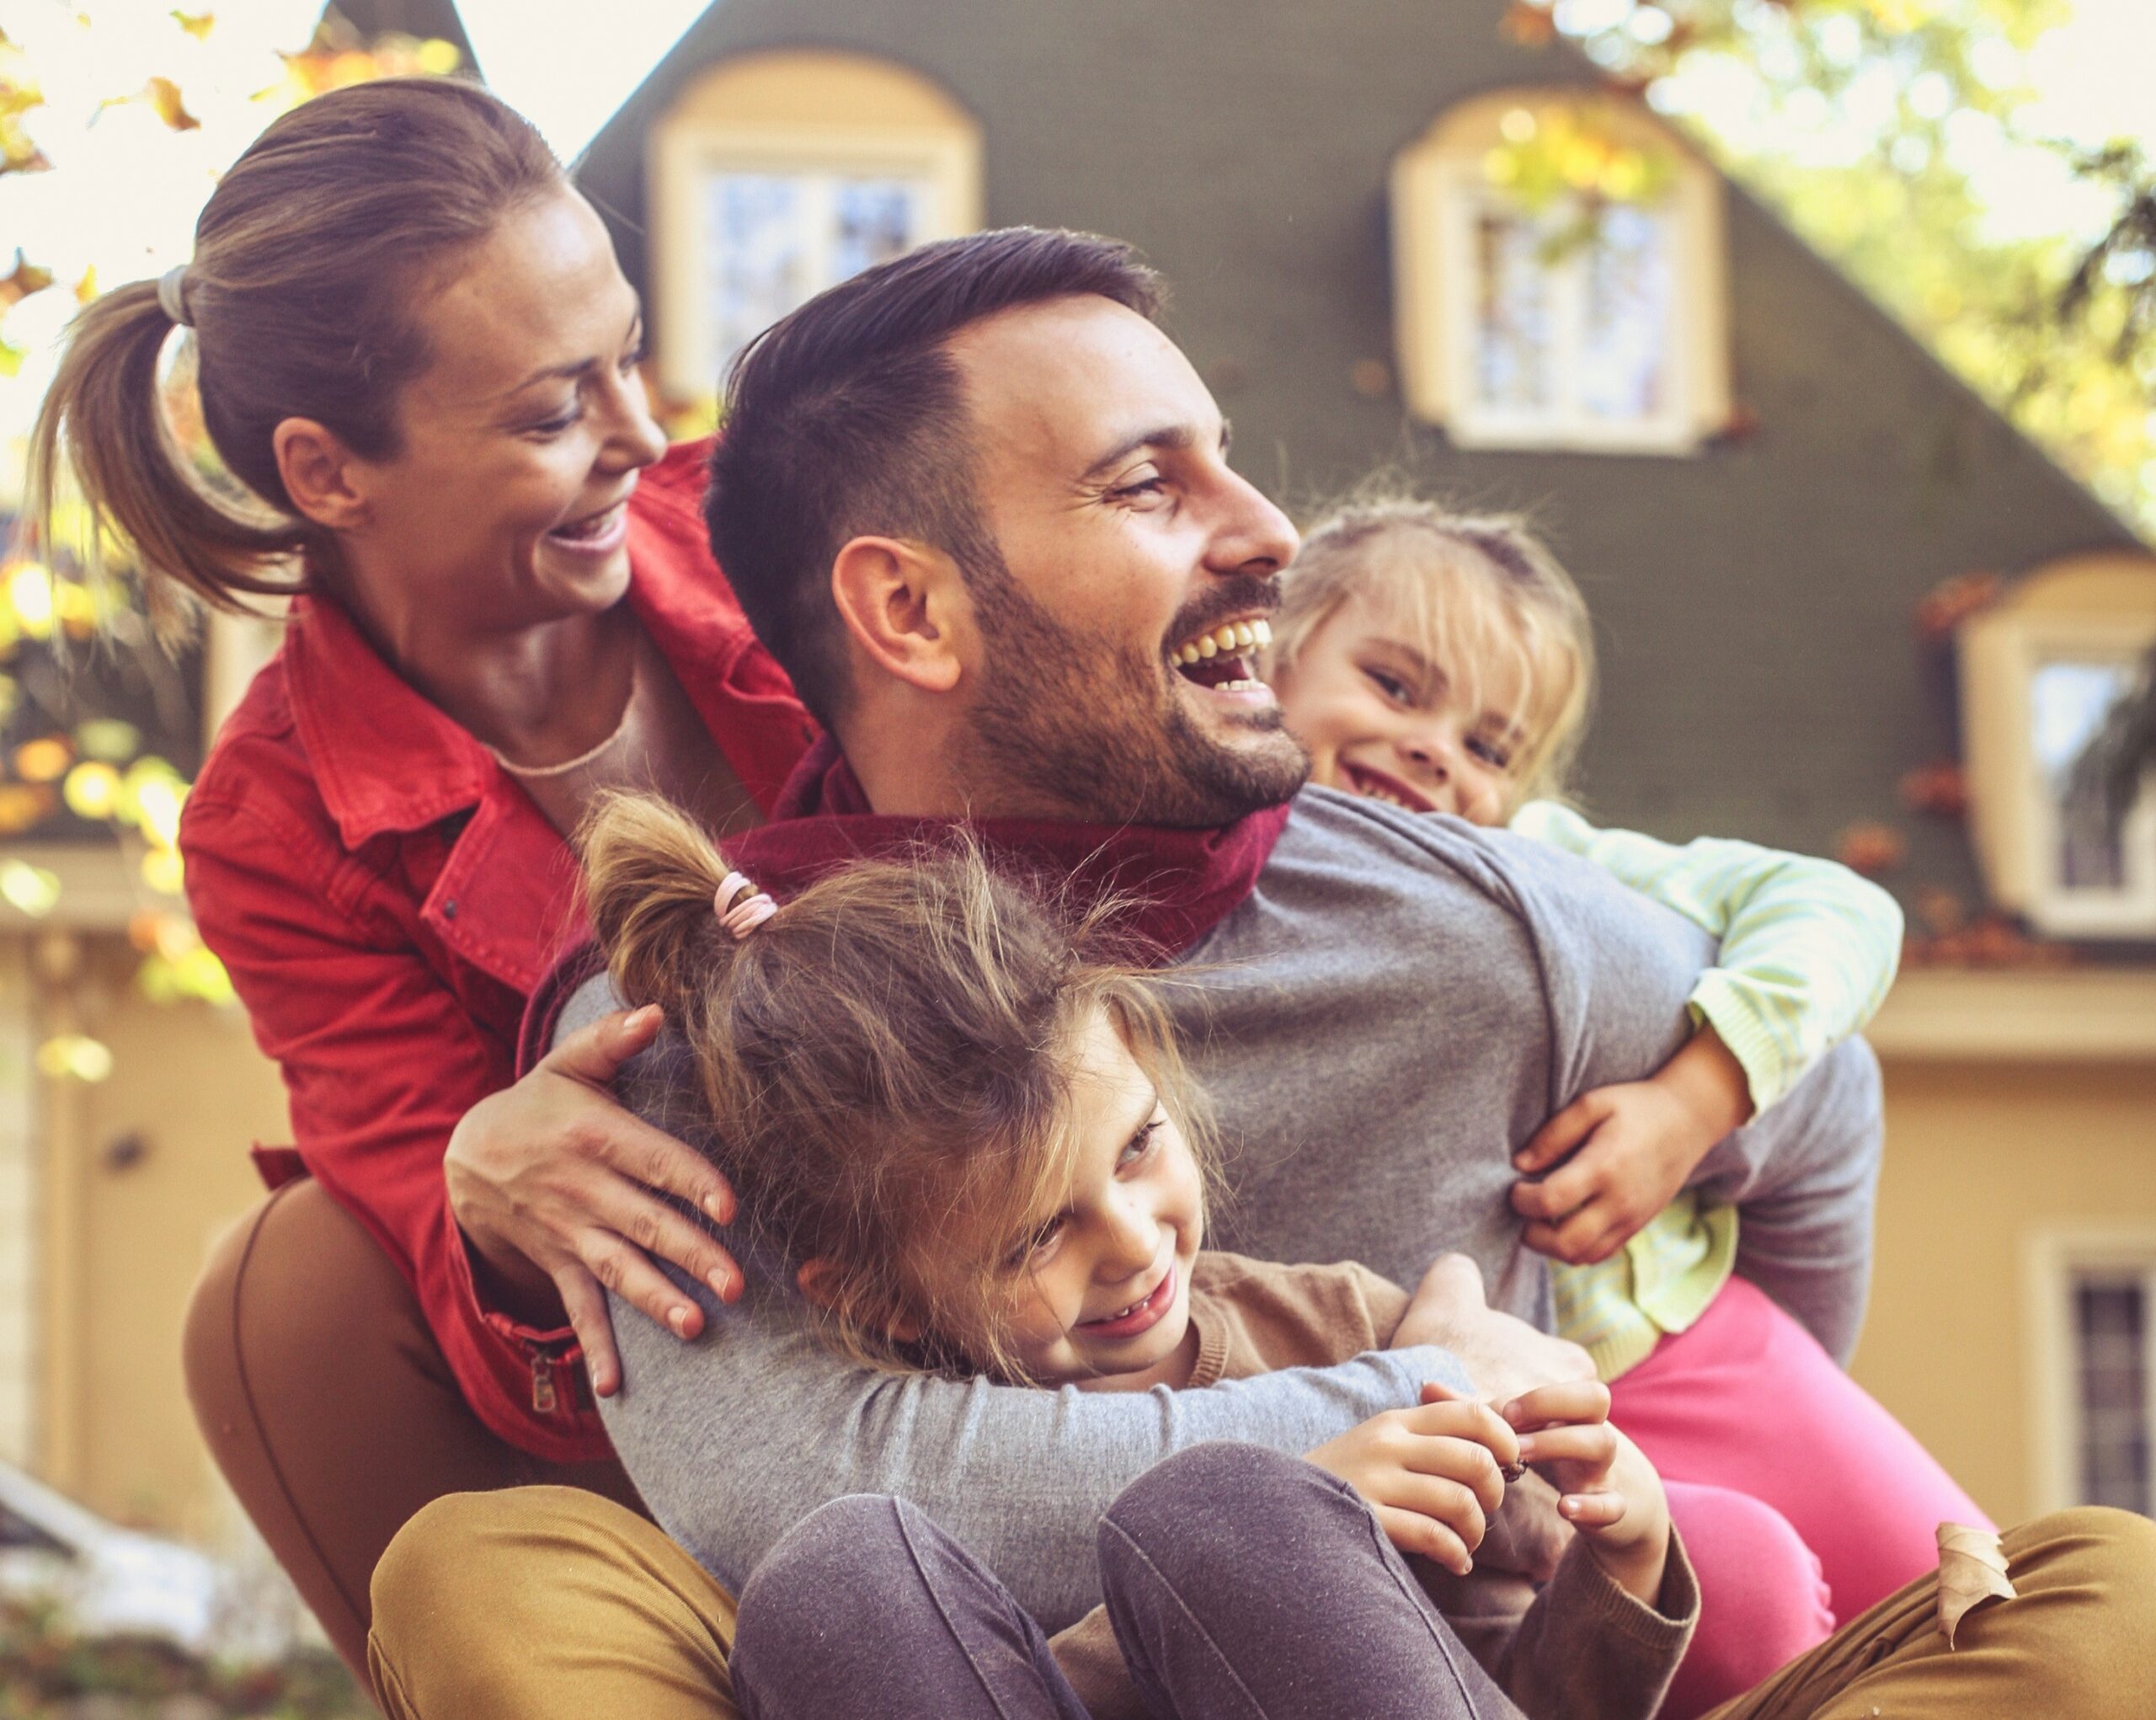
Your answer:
[715,870,777,938]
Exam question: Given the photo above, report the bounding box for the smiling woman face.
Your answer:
[332,186,666,644]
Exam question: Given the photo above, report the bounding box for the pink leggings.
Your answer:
[1612,1276,1993,1720]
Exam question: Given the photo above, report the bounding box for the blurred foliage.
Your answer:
[0,9,466,1076]
[1510,0,2156,536]
[0,1595,366,1719]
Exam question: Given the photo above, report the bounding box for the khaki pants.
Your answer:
[369,1487,2156,1719]
[181,1179,647,1701]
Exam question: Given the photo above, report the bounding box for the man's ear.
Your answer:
[830,536,965,696]
[272,417,372,534]
[795,1258,923,1343]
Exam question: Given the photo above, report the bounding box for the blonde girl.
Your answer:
[1262,497,1985,1653]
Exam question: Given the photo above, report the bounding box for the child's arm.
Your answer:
[1338,1378,1693,1720]
[1488,1380,1696,1720]
[1506,800,1903,1264]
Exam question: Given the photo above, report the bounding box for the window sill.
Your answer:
[1869,966,2156,1063]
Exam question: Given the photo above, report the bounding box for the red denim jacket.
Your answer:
[179,441,816,1461]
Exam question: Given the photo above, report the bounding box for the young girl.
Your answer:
[1262,497,1983,1642]
[581,794,1692,1720]
[570,799,2149,1720]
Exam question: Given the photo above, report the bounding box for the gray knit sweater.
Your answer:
[579,788,1880,1627]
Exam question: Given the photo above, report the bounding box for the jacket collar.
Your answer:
[282,593,498,852]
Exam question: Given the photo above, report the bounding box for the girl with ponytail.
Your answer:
[574,793,1701,1720]
[29,75,815,1686]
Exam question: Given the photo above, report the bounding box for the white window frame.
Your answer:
[649,55,982,407]
[1390,90,1729,457]
[2025,1226,2156,1515]
[1959,555,2156,940]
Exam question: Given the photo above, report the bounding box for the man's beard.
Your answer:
[957,553,1310,829]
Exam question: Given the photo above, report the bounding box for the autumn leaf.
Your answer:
[143,75,200,131]
[1937,1522,2015,1648]
[0,249,53,308]
[171,11,215,40]
[1834,820,1908,878]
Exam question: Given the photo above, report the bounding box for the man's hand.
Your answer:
[1391,1253,1594,1403]
[1305,1397,1520,1576]
[444,1005,743,1398]
[1502,1380,1672,1606]
[1511,1026,1752,1265]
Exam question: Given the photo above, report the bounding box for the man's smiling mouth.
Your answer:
[1170,617,1272,692]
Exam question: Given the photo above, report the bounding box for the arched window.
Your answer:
[1390,88,1729,454]
[1960,552,2156,938]
[648,51,983,408]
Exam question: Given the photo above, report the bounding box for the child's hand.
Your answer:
[1510,1027,1752,1264]
[1391,1253,1595,1402]
[1305,1397,1520,1577]
[1502,1380,1671,1605]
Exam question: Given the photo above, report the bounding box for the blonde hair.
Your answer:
[579,794,1214,1382]
[26,78,562,630]
[1269,497,1596,813]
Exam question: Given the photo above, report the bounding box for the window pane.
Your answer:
[1471,207,1554,413]
[707,174,814,374]
[2031,660,2137,891]
[831,179,923,280]
[2073,1275,2150,1514]
[1577,203,1672,421]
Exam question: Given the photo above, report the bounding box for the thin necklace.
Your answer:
[488,649,639,779]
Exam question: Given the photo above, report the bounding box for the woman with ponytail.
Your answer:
[29,76,815,1686]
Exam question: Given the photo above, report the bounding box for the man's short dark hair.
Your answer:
[705,227,1163,727]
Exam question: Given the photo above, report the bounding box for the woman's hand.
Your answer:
[444,1005,743,1397]
[1305,1396,1521,1576]
[1502,1380,1672,1605]
[1391,1253,1595,1403]
[1510,1026,1753,1265]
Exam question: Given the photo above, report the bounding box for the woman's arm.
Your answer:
[182,792,739,1451]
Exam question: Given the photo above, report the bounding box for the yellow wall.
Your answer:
[45,936,286,1536]
[1856,1054,2156,1526]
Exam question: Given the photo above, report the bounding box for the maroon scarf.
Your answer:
[519,735,1291,1072]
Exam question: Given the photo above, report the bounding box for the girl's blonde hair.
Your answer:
[26,77,562,631]
[1270,498,1596,812]
[579,794,1213,1382]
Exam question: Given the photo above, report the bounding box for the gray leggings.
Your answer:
[729,1442,1523,1720]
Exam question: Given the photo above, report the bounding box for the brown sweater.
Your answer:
[1047,1253,1697,1720]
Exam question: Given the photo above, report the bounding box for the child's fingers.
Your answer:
[1543,1201,1628,1267]
[1375,1504,1476,1577]
[1397,1399,1522,1485]
[1517,1422,1620,1476]
[1501,1381,1612,1433]
[1379,1471,1491,1552]
[1509,1152,1608,1223]
[1558,1490,1628,1530]
[1513,1093,1604,1173]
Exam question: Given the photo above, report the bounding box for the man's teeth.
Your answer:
[1173,617,1271,666]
